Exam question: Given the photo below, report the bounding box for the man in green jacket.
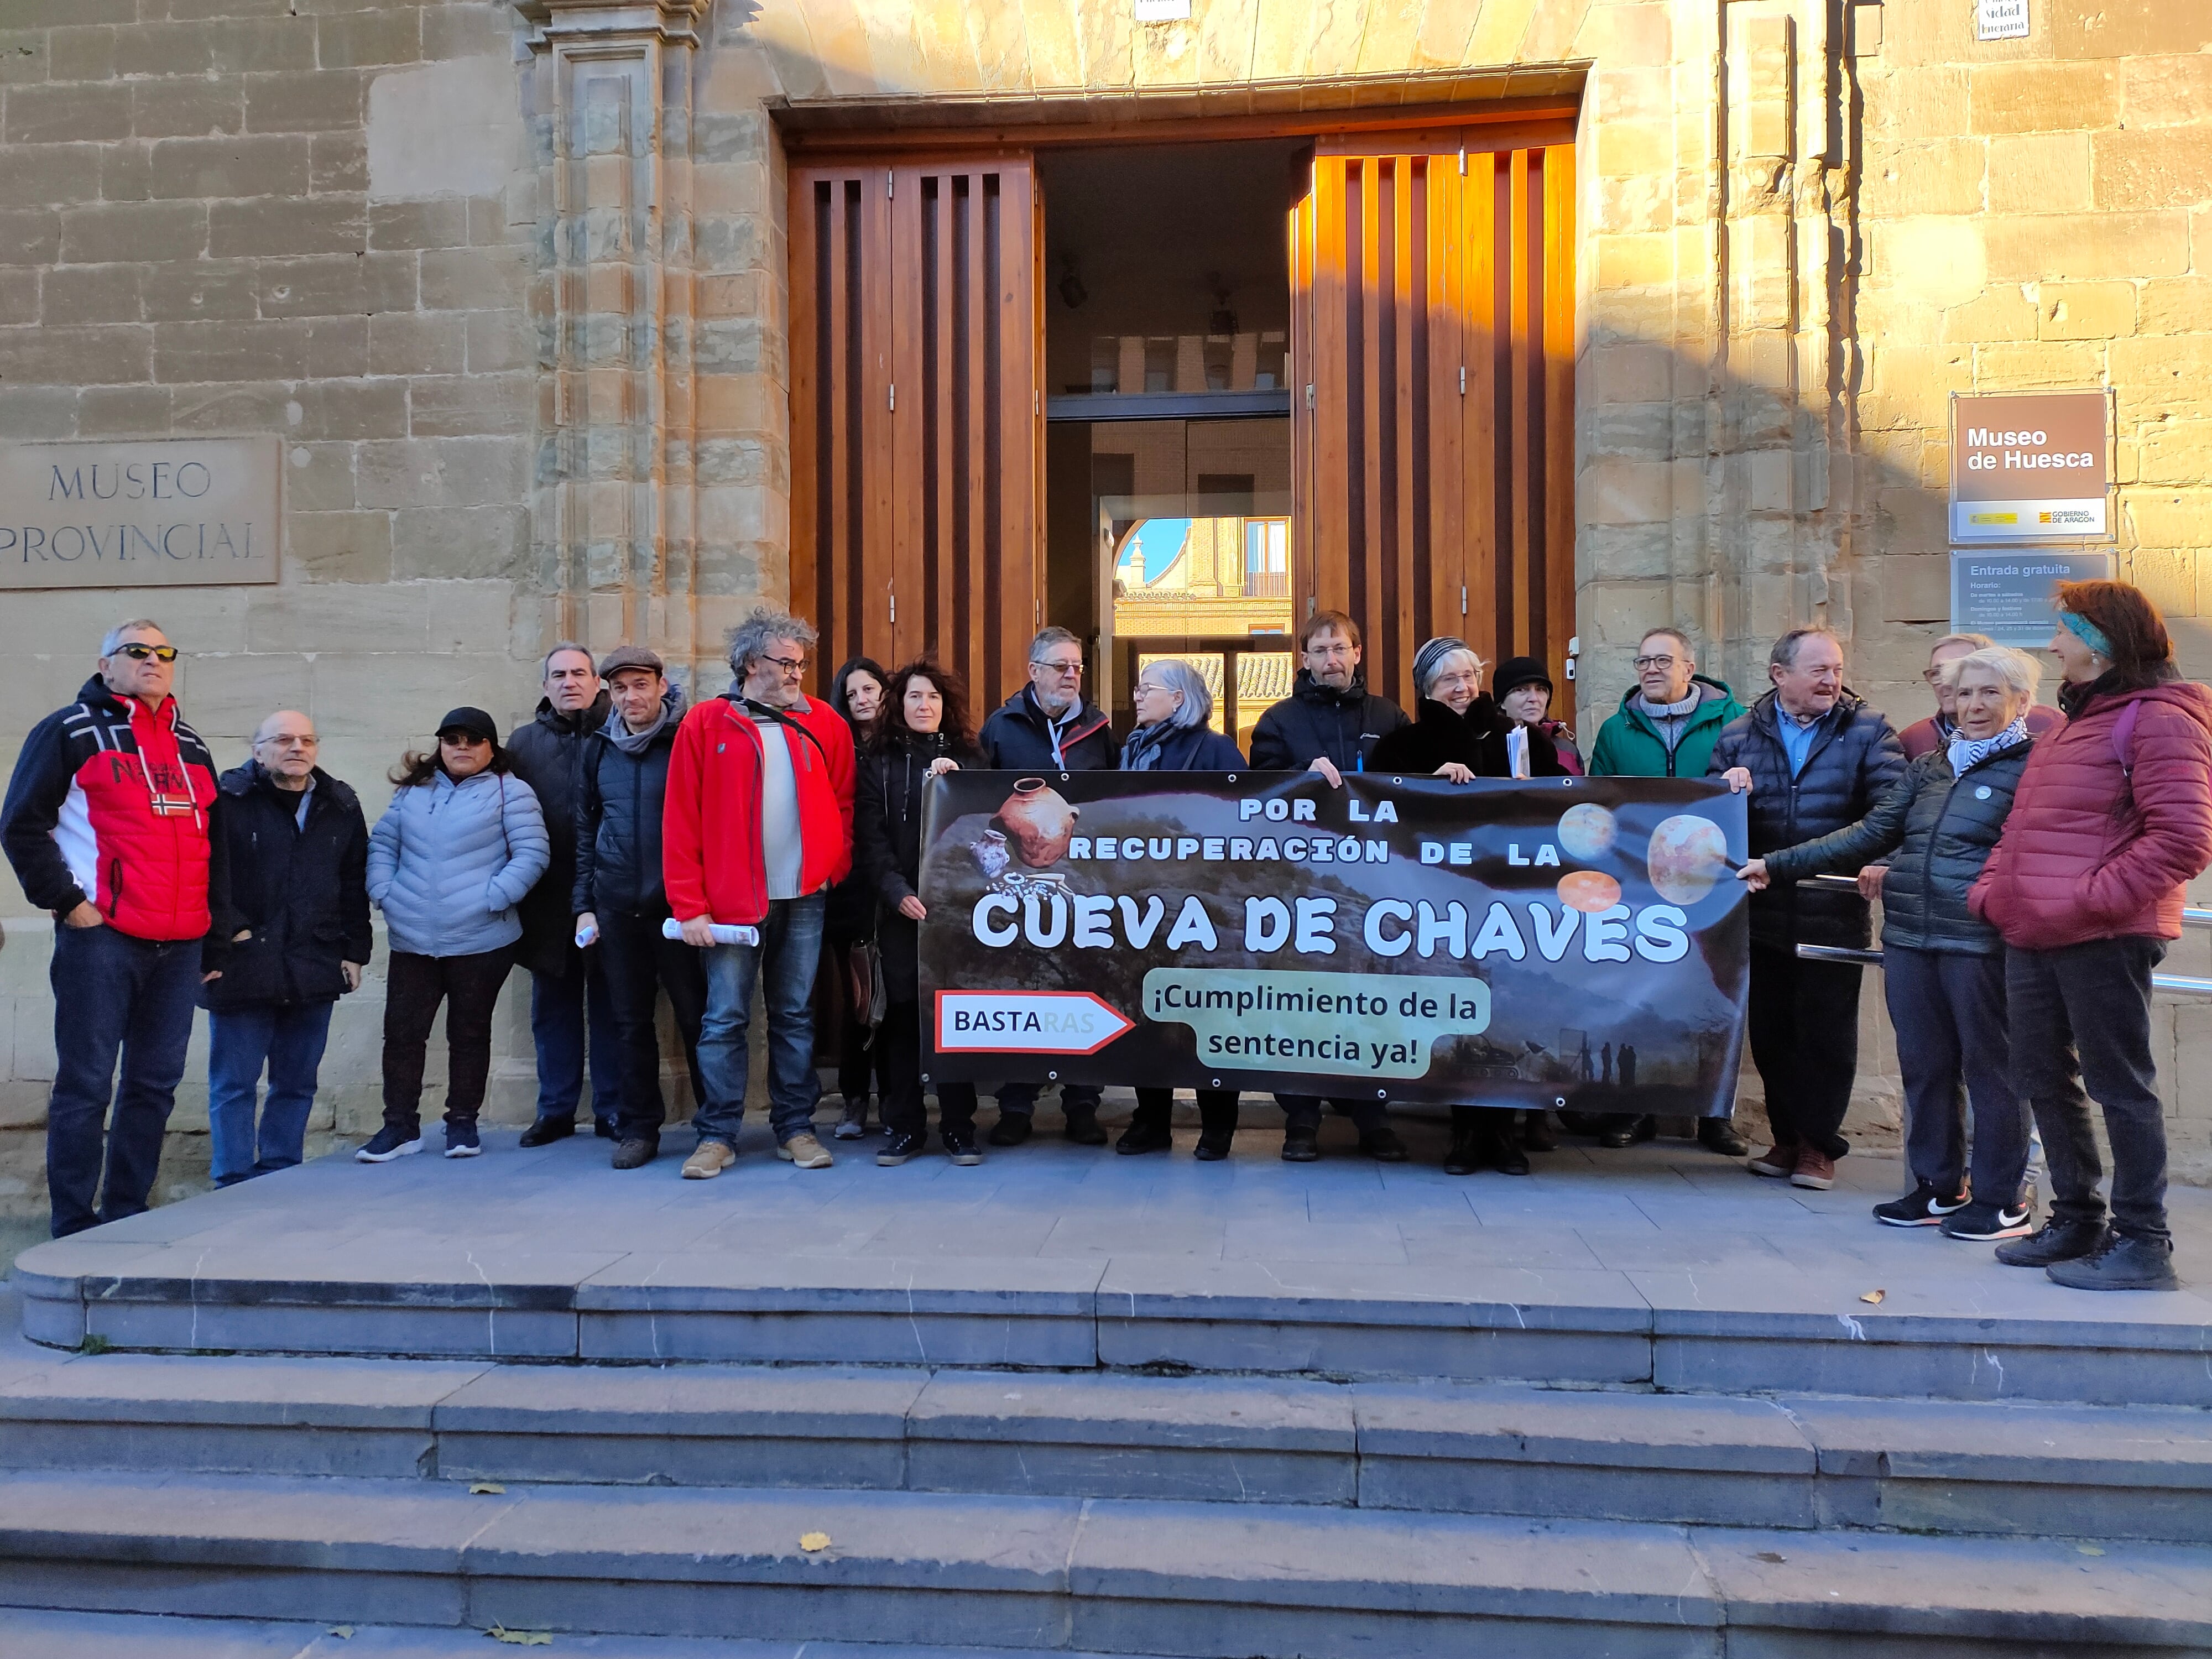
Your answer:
[1588,627,1747,780]
[1585,625,1751,1157]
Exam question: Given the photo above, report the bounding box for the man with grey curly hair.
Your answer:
[664,604,855,1178]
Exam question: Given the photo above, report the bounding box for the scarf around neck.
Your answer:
[602,687,684,756]
[1947,716,2029,776]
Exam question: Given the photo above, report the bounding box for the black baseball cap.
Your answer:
[436,707,499,744]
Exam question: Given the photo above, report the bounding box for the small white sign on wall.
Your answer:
[1976,0,2029,41]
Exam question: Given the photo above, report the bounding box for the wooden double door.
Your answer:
[789,127,1575,716]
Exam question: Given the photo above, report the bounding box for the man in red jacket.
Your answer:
[1,620,223,1237]
[665,606,855,1178]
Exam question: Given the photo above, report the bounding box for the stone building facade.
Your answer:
[0,0,2209,1215]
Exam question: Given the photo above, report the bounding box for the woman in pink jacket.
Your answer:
[1969,581,2212,1291]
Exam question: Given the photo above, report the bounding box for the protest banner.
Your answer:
[916,770,1749,1114]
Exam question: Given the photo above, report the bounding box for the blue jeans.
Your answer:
[48,924,202,1238]
[207,1001,336,1187]
[529,951,622,1128]
[693,894,825,1148]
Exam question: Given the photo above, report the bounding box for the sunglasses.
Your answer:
[437,730,491,746]
[112,644,179,663]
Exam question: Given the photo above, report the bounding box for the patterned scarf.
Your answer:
[1947,715,2029,776]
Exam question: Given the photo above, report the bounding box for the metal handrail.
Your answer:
[1799,873,2212,930]
[1793,942,2212,997]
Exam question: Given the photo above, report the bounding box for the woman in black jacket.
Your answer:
[1743,646,2042,1241]
[1371,637,1559,1177]
[824,656,889,1138]
[855,660,985,1165]
[1115,659,1246,1159]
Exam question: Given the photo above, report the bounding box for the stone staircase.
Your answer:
[2,1296,2209,1656]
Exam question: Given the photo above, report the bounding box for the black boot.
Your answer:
[1522,1110,1558,1152]
[1194,1094,1238,1161]
[1995,1218,2109,1267]
[1063,1103,1109,1146]
[1443,1108,1482,1176]
[1483,1111,1531,1176]
[1698,1117,1750,1157]
[1117,1096,1174,1155]
[2045,1233,2179,1291]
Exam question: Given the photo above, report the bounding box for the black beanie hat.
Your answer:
[1494,656,1552,697]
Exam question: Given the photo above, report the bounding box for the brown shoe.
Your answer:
[778,1131,834,1168]
[681,1141,736,1180]
[1747,1141,1798,1178]
[1791,1147,1838,1190]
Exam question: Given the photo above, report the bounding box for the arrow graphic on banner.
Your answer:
[934,991,1135,1055]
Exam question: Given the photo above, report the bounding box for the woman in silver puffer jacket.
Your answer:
[357,706,549,1165]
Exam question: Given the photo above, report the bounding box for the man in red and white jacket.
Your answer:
[2,620,224,1237]
[664,606,854,1178]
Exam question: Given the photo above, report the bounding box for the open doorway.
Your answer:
[1039,140,1305,742]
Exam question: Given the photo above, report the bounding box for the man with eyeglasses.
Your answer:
[507,641,623,1147]
[665,606,855,1178]
[2,620,223,1236]
[1588,628,1747,782]
[199,712,371,1186]
[1585,627,1751,1156]
[977,626,1119,1145]
[1248,610,1406,782]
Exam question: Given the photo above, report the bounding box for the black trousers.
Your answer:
[598,909,709,1142]
[880,999,978,1139]
[2007,937,2170,1245]
[1745,942,1863,1160]
[1886,945,2030,1206]
[1274,1094,1385,1134]
[1131,1088,1239,1135]
[381,948,513,1133]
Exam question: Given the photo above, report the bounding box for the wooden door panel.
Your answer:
[790,156,1042,703]
[1291,131,1575,711]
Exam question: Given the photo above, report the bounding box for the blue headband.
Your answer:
[2059,611,2112,658]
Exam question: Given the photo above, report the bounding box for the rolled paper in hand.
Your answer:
[662,918,760,947]
[574,920,599,948]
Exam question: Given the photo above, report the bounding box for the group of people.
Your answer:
[4,587,2206,1292]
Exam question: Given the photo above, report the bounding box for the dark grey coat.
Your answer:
[1761,740,2033,956]
[1705,689,1908,950]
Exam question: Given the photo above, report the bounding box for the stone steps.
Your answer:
[0,1608,1163,1659]
[22,1239,2212,1406]
[3,1351,2207,1543]
[0,1468,2206,1656]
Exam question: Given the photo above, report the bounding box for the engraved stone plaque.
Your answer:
[0,436,281,590]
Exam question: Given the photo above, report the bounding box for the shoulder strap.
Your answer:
[2111,698,2143,778]
[740,697,832,769]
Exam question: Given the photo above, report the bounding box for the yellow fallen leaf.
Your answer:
[1859,1290,1885,1305]
[487,1627,552,1646]
[2078,1545,2105,1557]
[469,1483,507,1495]
[328,1631,354,1641]
[800,1531,832,1553]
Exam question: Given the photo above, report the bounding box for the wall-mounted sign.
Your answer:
[1976,0,2029,41]
[1949,389,2110,543]
[0,436,280,591]
[1950,549,2116,648]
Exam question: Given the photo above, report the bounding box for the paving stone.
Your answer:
[907,1370,1357,1504]
[1070,1501,1721,1656]
[432,1364,926,1490]
[1694,1526,2212,1648]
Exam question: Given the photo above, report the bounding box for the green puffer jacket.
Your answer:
[1761,738,2034,956]
[1587,676,1747,779]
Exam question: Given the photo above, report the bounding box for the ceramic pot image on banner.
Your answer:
[996,779,1080,868]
